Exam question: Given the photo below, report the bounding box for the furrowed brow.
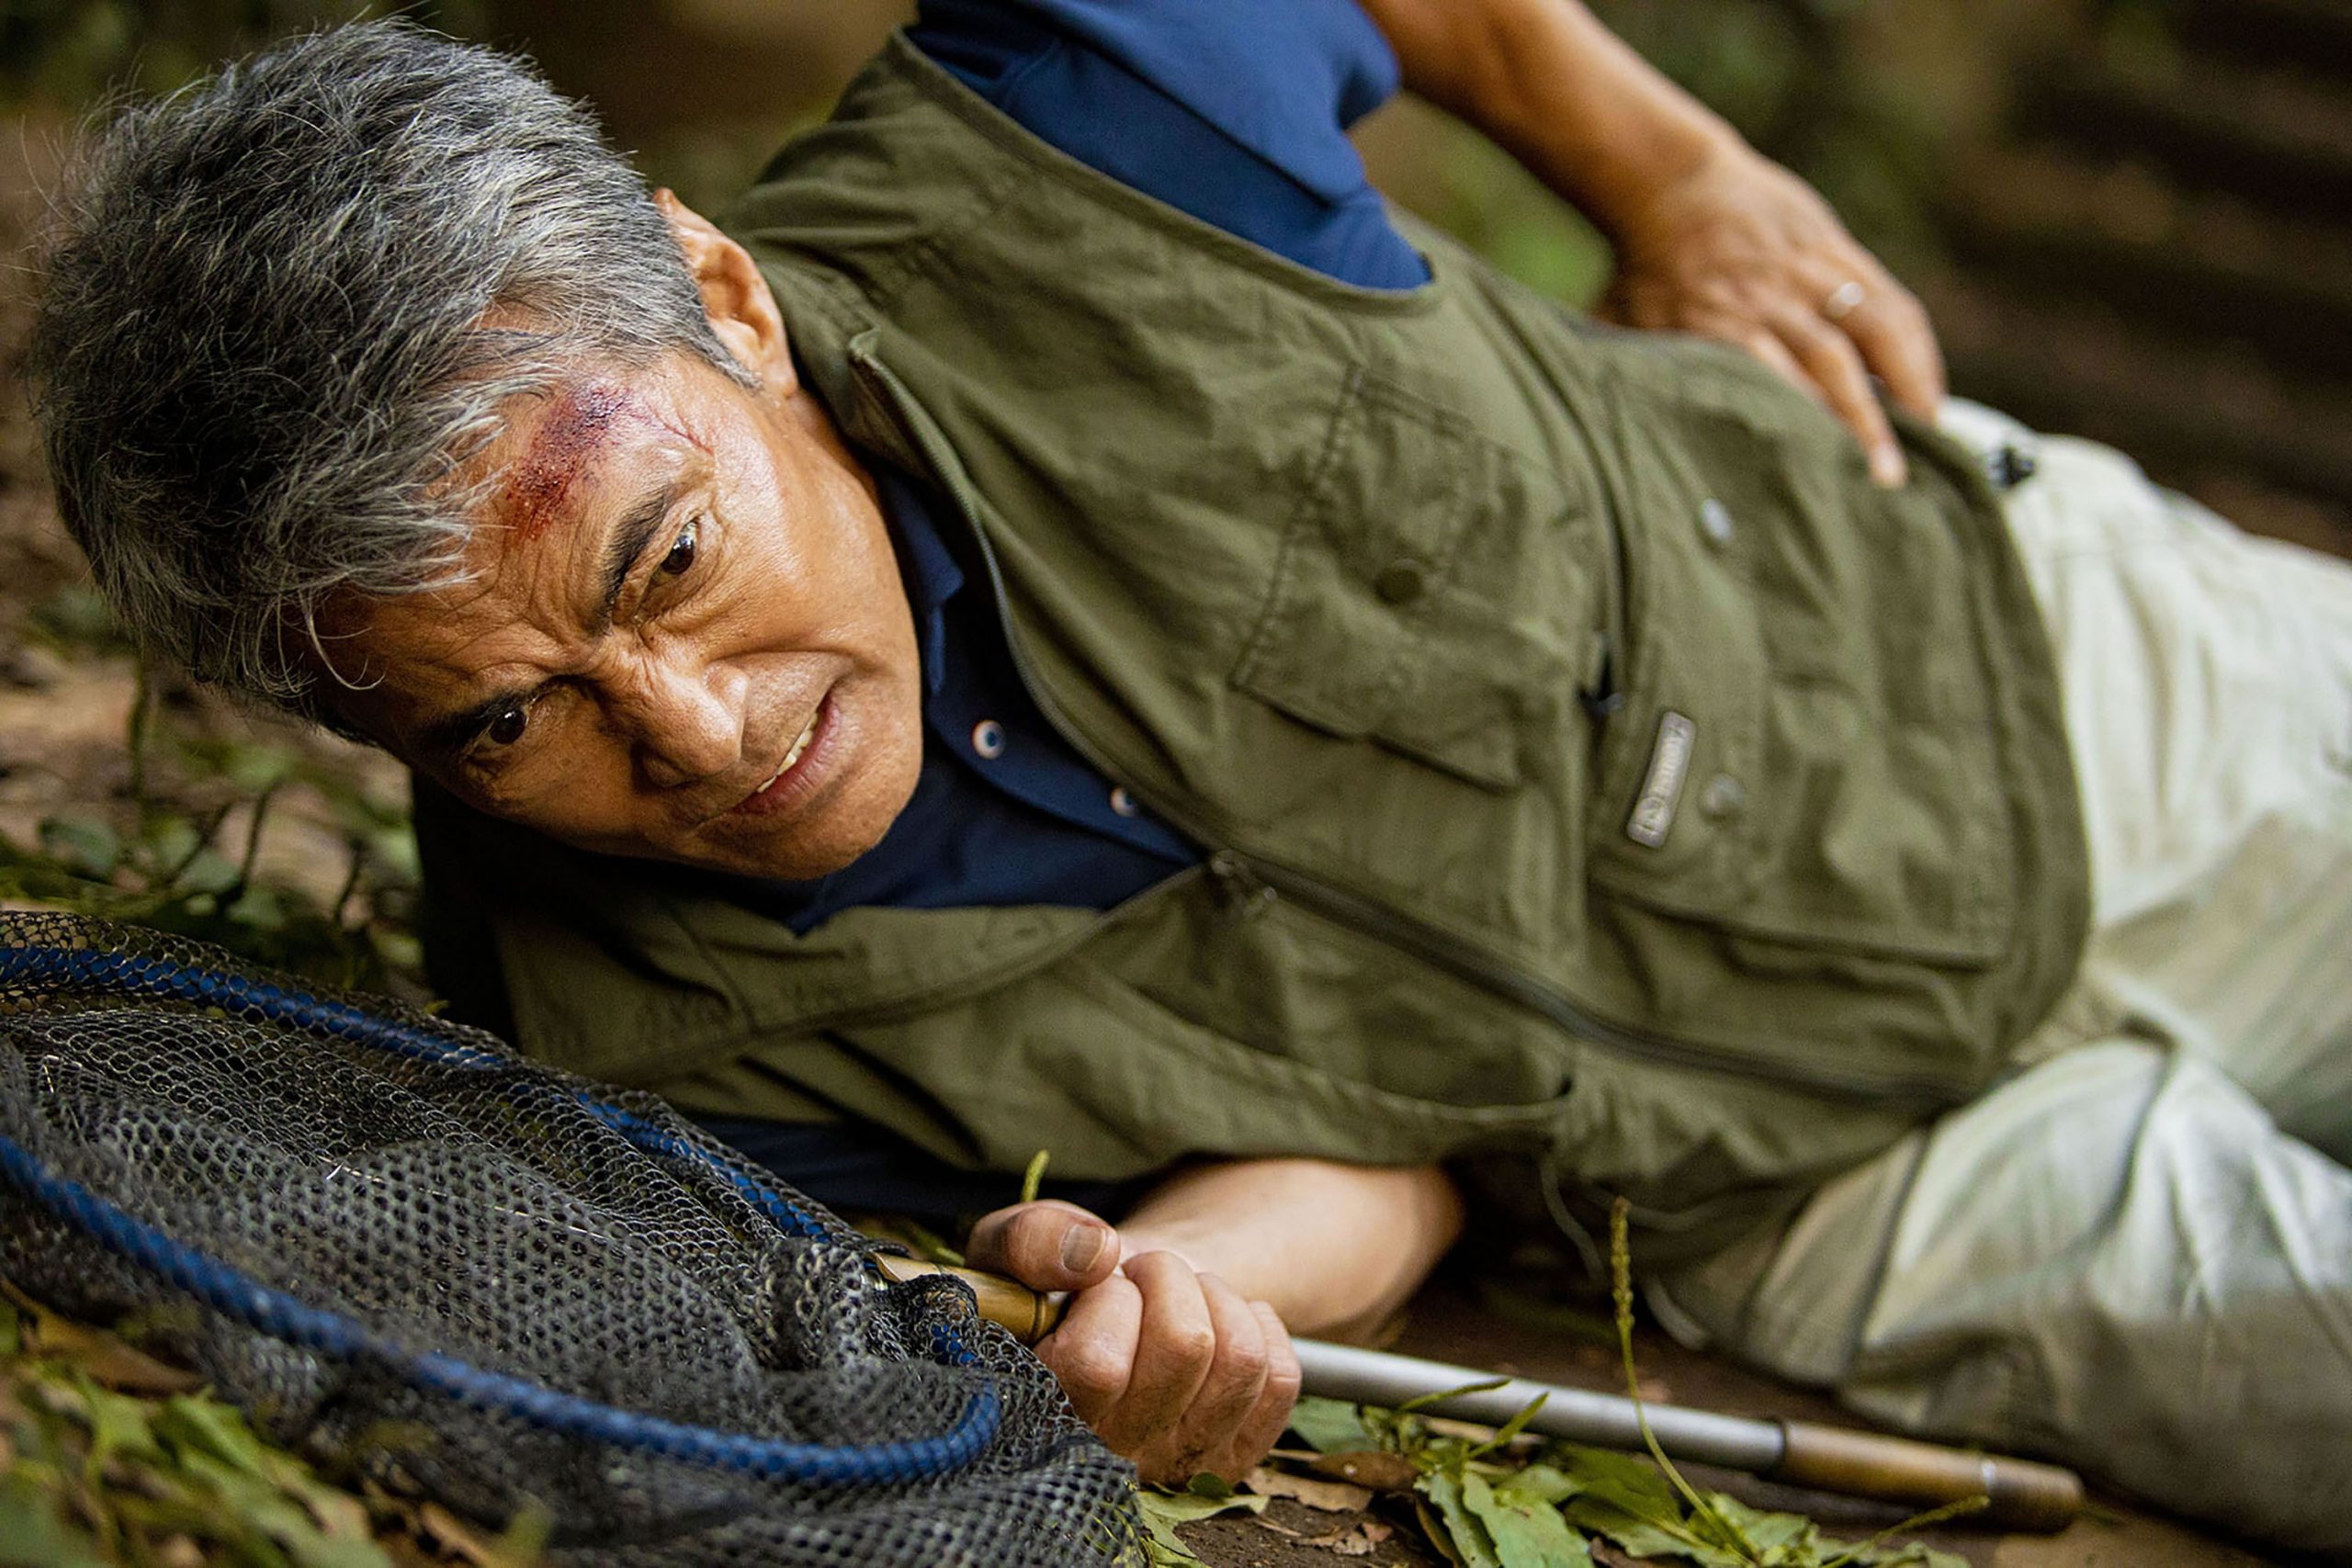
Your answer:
[593,479,680,634]
[410,476,680,765]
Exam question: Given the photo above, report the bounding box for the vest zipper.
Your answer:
[846,345,1965,1111]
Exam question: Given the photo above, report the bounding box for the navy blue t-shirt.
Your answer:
[699,0,1424,1219]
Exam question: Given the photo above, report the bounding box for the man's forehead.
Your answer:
[493,380,639,540]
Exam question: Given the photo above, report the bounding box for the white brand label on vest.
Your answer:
[1626,712,1695,848]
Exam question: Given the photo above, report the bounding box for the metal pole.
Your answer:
[1294,1338,1784,1471]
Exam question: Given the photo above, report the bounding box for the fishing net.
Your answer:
[0,911,1139,1565]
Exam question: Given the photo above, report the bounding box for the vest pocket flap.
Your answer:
[1589,362,2014,967]
[1230,367,1595,794]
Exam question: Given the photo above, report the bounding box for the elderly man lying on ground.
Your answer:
[28,0,2352,1553]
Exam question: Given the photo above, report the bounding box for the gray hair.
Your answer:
[27,19,752,722]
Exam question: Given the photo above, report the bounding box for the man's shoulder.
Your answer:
[729,39,1021,231]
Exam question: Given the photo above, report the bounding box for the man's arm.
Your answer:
[964,1159,1464,1483]
[1356,0,1946,487]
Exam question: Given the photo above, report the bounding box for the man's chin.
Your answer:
[587,771,915,884]
[664,827,884,883]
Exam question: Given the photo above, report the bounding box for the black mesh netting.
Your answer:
[0,912,1141,1565]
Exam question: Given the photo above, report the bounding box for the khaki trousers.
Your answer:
[1652,401,2352,1557]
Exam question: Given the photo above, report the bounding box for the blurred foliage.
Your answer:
[2094,0,2190,85]
[1592,0,1973,273]
[5,588,424,997]
[0,0,488,107]
[0,0,2102,295]
[1347,0,2021,309]
[1408,123,1617,312]
[632,110,830,223]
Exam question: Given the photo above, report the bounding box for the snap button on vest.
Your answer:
[1701,773,1747,818]
[971,719,1007,760]
[1699,498,1736,547]
[1109,786,1139,818]
[1374,561,1428,604]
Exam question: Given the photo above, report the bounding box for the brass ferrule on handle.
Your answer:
[869,1255,1069,1344]
[872,1254,2083,1535]
[1770,1421,2083,1533]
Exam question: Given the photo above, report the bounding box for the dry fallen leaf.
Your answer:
[1306,1449,1421,1493]
[1299,1519,1394,1557]
[10,1292,203,1396]
[1247,1464,1376,1514]
[417,1502,514,1567]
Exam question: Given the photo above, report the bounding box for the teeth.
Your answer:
[763,710,820,789]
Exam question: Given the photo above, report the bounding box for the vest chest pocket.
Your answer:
[1589,357,2013,965]
[1229,367,1599,792]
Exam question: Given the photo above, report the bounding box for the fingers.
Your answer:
[1037,1268,1142,1430]
[964,1199,1121,1292]
[1594,146,1951,487]
[1768,300,1905,488]
[1713,320,1809,394]
[1227,1301,1303,1475]
[1100,1252,1218,1460]
[1034,1251,1296,1486]
[1835,276,1947,420]
[1174,1273,1274,1478]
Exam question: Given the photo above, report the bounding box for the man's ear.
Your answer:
[653,187,798,397]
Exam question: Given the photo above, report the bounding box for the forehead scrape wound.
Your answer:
[500,383,629,539]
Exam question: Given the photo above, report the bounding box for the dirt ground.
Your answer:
[0,107,2310,1568]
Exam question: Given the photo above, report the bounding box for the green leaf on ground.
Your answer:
[1492,1462,1582,1509]
[76,1371,164,1474]
[155,1393,275,1475]
[135,811,204,874]
[1704,1494,1816,1562]
[1135,1483,1265,1565]
[1420,1465,1504,1568]
[218,740,298,793]
[1546,1445,1682,1516]
[1286,1394,1380,1455]
[1462,1467,1592,1567]
[226,886,288,932]
[171,848,242,896]
[0,1473,109,1568]
[1561,1491,1742,1566]
[1546,1443,1743,1566]
[38,815,122,880]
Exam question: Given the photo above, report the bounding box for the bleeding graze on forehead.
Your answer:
[497,382,633,540]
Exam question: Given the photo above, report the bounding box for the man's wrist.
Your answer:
[1366,0,1747,242]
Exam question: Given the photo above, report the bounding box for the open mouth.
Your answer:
[729,694,833,818]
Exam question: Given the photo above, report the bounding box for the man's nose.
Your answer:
[617,656,748,790]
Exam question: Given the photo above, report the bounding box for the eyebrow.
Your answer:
[413,476,682,764]
[592,477,682,635]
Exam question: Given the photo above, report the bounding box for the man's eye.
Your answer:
[484,704,529,748]
[658,518,699,577]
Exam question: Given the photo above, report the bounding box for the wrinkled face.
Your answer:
[325,344,923,882]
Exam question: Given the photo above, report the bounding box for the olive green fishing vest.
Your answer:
[418,36,2087,1255]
